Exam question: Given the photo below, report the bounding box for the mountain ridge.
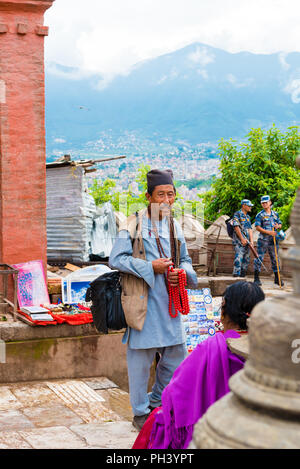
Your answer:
[45,42,300,159]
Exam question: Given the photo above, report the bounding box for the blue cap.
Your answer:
[261,195,270,203]
[241,199,254,207]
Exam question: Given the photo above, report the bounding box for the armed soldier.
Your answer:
[253,195,284,286]
[232,199,254,278]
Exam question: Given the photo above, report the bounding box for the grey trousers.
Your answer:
[127,343,187,416]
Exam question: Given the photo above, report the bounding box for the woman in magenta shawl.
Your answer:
[132,281,265,450]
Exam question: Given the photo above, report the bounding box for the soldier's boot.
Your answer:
[274,272,284,286]
[240,270,246,278]
[254,270,262,286]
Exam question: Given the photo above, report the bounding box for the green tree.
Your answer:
[201,125,300,229]
[90,178,117,206]
[117,164,151,216]
[90,163,204,219]
[90,164,151,216]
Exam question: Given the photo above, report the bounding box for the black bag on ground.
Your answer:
[85,271,127,334]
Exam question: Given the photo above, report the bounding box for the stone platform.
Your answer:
[0,376,138,449]
[198,274,293,296]
[197,275,242,296]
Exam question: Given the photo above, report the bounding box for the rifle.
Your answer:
[235,223,269,272]
[273,227,282,288]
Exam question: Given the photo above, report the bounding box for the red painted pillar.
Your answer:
[0,0,54,268]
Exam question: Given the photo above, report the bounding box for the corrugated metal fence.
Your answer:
[46,165,112,263]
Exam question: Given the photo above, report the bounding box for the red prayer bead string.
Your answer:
[167,267,190,318]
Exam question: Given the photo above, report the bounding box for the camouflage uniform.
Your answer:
[254,209,282,273]
[232,209,252,276]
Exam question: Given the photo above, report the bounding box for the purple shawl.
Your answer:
[148,330,245,449]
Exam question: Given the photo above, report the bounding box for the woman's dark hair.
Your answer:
[222,281,265,330]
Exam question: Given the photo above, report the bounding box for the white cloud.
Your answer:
[227,74,237,85]
[284,79,300,103]
[156,75,167,85]
[53,138,66,144]
[44,0,300,87]
[156,68,179,85]
[46,62,94,80]
[226,74,254,88]
[197,69,209,80]
[188,46,215,67]
[278,52,290,71]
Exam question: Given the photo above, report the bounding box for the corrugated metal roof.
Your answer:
[46,154,126,170]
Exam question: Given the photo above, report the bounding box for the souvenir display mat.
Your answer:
[184,288,221,353]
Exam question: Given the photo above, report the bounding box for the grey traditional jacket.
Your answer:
[119,208,181,331]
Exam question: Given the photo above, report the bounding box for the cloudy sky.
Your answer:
[45,0,300,83]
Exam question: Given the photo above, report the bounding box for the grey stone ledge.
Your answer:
[0,321,124,342]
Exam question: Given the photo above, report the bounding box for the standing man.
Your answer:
[254,195,284,286]
[232,199,254,278]
[109,169,198,431]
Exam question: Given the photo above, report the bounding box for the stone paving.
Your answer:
[245,275,293,297]
[0,377,138,449]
